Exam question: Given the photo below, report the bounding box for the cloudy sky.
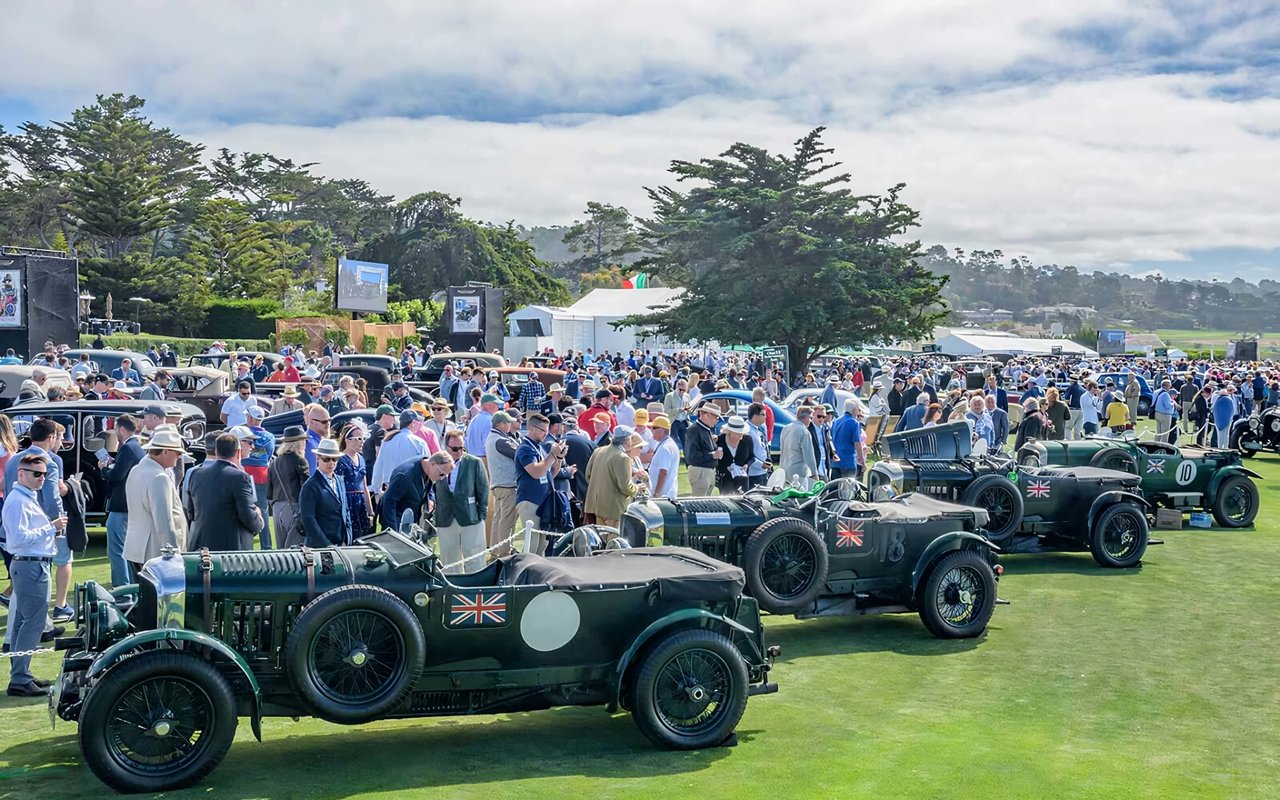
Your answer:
[2,1,1278,280]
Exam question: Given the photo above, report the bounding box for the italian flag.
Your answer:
[622,272,648,289]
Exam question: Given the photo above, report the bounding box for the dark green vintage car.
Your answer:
[1015,435,1260,528]
[52,531,777,793]
[614,479,1003,640]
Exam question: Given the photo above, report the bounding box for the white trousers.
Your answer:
[438,521,486,575]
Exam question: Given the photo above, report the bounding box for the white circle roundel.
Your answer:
[519,591,580,652]
[1175,460,1196,486]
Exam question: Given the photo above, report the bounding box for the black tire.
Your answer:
[959,475,1023,544]
[630,629,748,750]
[1211,474,1259,528]
[742,517,828,614]
[78,651,237,794]
[1089,503,1149,568]
[284,584,426,724]
[1017,450,1042,468]
[1229,426,1257,458]
[917,549,997,639]
[1089,448,1138,474]
[1138,398,1152,417]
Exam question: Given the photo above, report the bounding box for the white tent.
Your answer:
[932,330,1098,358]
[506,288,686,359]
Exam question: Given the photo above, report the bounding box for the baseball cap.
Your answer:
[398,409,422,427]
[142,404,166,417]
[480,392,500,404]
[492,410,514,425]
[230,425,255,441]
[376,403,395,418]
[247,405,266,420]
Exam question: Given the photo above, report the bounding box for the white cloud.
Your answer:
[2,1,1278,274]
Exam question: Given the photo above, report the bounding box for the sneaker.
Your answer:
[40,626,65,642]
[51,604,74,622]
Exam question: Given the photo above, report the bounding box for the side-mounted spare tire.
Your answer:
[1089,448,1138,474]
[742,516,828,614]
[284,584,426,724]
[959,474,1023,544]
[1229,425,1257,458]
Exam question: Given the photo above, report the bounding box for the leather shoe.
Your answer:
[32,678,54,688]
[40,626,66,642]
[6,682,50,697]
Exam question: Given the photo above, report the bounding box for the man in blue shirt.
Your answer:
[1153,378,1180,444]
[514,413,572,555]
[830,399,864,481]
[4,452,67,696]
[110,357,142,387]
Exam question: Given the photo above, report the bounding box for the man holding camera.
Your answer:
[515,413,575,556]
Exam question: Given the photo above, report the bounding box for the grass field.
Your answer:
[1152,328,1280,360]
[2,445,1279,799]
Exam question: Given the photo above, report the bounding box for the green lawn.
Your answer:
[3,454,1279,799]
[1152,328,1280,359]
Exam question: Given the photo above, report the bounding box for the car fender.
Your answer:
[910,531,998,599]
[1207,466,1261,497]
[610,608,753,710]
[1087,491,1151,531]
[85,628,263,741]
[1016,440,1048,465]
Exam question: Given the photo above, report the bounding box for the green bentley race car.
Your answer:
[52,531,777,794]
[1015,436,1260,528]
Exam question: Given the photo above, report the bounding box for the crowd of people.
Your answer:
[2,337,1278,696]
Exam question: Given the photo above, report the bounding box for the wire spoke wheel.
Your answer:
[1100,511,1141,561]
[759,533,817,600]
[309,609,406,704]
[1223,484,1253,522]
[977,486,1013,530]
[652,648,733,736]
[934,565,984,625]
[106,677,214,774]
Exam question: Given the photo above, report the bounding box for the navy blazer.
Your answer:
[379,459,429,531]
[185,460,261,550]
[103,436,145,514]
[299,471,350,547]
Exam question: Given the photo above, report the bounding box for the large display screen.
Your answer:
[335,257,389,313]
[1096,329,1126,356]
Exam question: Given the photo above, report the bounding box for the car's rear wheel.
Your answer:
[1089,448,1138,474]
[959,475,1023,544]
[1229,426,1257,458]
[742,517,828,614]
[79,651,237,794]
[917,549,997,639]
[1089,503,1149,568]
[1211,474,1259,528]
[284,585,425,724]
[630,629,748,750]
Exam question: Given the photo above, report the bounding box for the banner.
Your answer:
[0,269,23,328]
[452,294,482,334]
[1096,329,1126,356]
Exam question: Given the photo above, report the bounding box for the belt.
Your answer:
[13,556,52,563]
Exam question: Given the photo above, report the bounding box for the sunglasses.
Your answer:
[318,456,339,463]
[21,468,47,478]
[447,445,465,453]
[310,418,331,425]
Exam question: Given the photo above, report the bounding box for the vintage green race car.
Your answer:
[52,531,777,794]
[1015,436,1260,528]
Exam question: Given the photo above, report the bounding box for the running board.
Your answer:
[795,597,911,619]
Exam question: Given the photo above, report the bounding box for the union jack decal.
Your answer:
[1146,459,1166,474]
[836,518,865,548]
[1025,480,1051,499]
[449,592,508,627]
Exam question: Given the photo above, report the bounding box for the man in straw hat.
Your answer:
[300,438,352,547]
[684,402,723,496]
[123,427,188,572]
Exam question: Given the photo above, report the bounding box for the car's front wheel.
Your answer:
[630,629,748,750]
[917,549,997,639]
[284,584,426,724]
[742,517,828,614]
[1089,503,1149,568]
[1211,474,1259,528]
[78,650,238,794]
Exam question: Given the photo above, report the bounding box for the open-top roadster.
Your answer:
[52,529,777,794]
[1016,434,1260,528]
[870,423,1156,568]
[615,479,1003,640]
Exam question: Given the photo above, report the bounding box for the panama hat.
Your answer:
[722,415,749,434]
[146,428,186,452]
[280,425,307,442]
[548,383,565,393]
[314,439,343,459]
[696,403,723,418]
[282,384,299,397]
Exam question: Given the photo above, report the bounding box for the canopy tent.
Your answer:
[505,288,686,360]
[931,330,1098,358]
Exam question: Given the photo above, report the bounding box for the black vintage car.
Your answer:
[1230,406,1280,459]
[2,400,207,524]
[870,424,1154,568]
[54,530,777,793]
[614,479,1002,639]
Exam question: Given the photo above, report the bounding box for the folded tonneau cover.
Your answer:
[844,493,990,526]
[504,546,745,602]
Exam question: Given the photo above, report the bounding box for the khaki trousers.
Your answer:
[516,500,544,555]
[488,486,517,554]
[438,521,486,575]
[687,465,716,496]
